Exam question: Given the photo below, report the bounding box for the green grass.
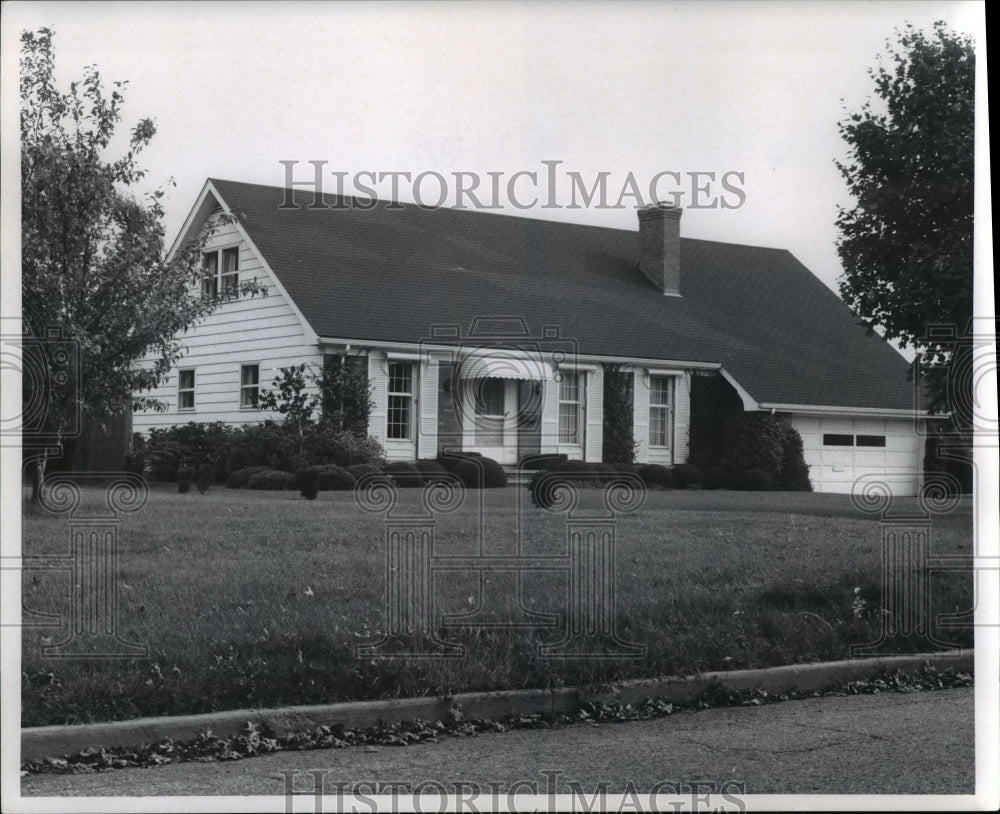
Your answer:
[21,484,974,726]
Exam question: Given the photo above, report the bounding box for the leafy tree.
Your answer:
[319,353,373,434]
[601,365,637,463]
[835,21,975,419]
[20,28,265,497]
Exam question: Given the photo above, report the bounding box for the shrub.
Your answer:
[314,464,356,491]
[226,466,271,489]
[384,461,424,488]
[671,463,704,489]
[195,463,213,494]
[437,452,482,473]
[637,463,673,488]
[610,462,638,473]
[551,459,598,483]
[311,429,384,468]
[591,462,617,478]
[296,470,320,500]
[731,468,774,491]
[519,453,567,471]
[246,469,297,491]
[346,463,381,480]
[602,366,637,463]
[777,429,813,492]
[702,465,732,490]
[414,459,450,483]
[451,456,508,489]
[176,467,193,494]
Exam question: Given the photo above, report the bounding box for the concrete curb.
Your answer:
[21,650,972,763]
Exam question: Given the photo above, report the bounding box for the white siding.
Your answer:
[633,370,649,463]
[791,414,925,496]
[133,213,320,432]
[584,367,604,462]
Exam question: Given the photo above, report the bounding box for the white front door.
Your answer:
[463,378,519,464]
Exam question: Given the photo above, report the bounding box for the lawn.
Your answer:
[21,483,974,727]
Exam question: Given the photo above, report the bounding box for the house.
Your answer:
[134,178,931,495]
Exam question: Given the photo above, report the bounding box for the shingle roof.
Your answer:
[208,178,919,411]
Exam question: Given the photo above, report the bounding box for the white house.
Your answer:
[134,178,931,495]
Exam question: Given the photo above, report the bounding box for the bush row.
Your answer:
[132,421,384,483]
[527,458,778,492]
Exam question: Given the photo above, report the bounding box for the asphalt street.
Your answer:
[19,686,976,800]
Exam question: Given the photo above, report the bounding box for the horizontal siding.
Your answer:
[133,213,320,431]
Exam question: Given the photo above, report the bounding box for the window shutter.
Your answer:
[585,367,603,462]
[418,360,438,459]
[368,352,387,449]
[540,376,559,453]
[633,370,649,463]
[674,372,691,464]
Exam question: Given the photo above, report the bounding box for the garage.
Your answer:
[789,414,925,496]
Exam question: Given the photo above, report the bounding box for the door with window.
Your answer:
[463,378,519,464]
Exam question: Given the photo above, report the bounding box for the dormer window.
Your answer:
[201,247,239,298]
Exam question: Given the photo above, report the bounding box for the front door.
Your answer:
[463,378,519,464]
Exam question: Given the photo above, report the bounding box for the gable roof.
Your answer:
[203,178,919,412]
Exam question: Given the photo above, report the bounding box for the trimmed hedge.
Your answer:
[520,453,568,471]
[246,469,297,491]
[384,461,424,488]
[671,463,704,489]
[226,466,271,489]
[177,467,193,494]
[731,468,774,491]
[415,459,450,483]
[637,463,673,488]
[702,465,732,490]
[450,456,508,489]
[346,463,381,480]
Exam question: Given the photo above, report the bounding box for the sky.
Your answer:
[2,1,984,290]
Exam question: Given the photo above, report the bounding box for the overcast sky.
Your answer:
[2,0,984,310]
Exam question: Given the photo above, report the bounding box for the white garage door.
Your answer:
[790,416,924,496]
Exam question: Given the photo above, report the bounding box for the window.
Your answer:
[178,369,195,411]
[387,362,413,440]
[240,364,260,408]
[648,375,674,448]
[823,434,854,446]
[201,247,239,298]
[856,435,886,447]
[558,372,582,444]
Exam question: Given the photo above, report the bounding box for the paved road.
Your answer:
[21,687,975,799]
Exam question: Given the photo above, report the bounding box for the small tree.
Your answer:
[20,28,265,499]
[602,365,637,463]
[256,364,319,468]
[318,354,373,434]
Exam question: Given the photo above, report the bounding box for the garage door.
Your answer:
[790,416,923,496]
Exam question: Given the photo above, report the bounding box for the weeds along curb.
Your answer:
[22,650,972,763]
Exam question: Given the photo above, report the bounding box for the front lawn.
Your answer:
[21,485,974,726]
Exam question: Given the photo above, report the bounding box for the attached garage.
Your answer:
[790,414,925,496]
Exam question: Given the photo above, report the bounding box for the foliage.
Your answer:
[671,463,705,489]
[519,453,568,471]
[835,22,975,415]
[714,414,787,481]
[195,464,213,494]
[20,29,265,496]
[296,470,320,500]
[776,430,813,492]
[414,459,450,483]
[383,461,424,488]
[319,354,373,434]
[311,464,357,491]
[637,463,673,488]
[450,456,508,489]
[246,470,297,491]
[602,366,637,463]
[226,466,270,489]
[176,467,193,494]
[702,465,732,490]
[346,463,382,480]
[731,469,774,492]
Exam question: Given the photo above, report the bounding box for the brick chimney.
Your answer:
[638,203,683,297]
